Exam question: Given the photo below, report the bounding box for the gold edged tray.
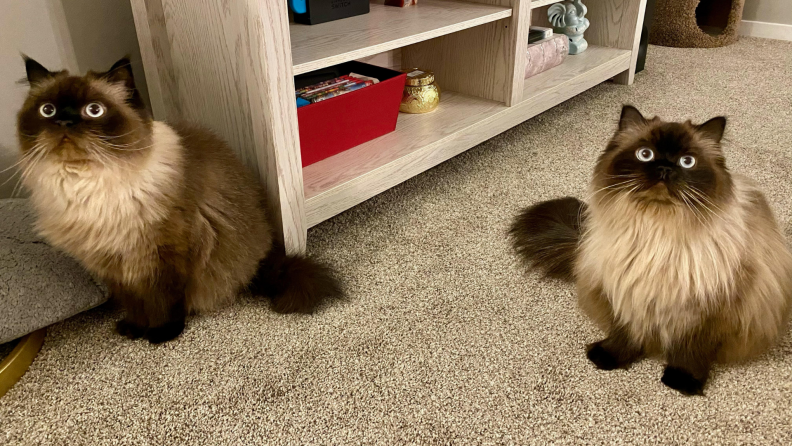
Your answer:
[0,328,46,399]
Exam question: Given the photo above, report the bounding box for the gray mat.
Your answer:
[1,38,791,445]
[0,199,106,344]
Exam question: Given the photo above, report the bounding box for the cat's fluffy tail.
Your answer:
[509,197,585,281]
[250,245,343,314]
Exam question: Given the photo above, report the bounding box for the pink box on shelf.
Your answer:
[524,34,569,79]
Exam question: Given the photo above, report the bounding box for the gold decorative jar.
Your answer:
[399,69,440,114]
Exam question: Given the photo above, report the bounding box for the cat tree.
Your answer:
[650,0,745,48]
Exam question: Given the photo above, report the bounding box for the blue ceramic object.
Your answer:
[548,0,590,55]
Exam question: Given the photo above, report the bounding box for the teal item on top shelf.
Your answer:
[288,0,307,14]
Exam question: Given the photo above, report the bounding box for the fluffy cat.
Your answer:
[16,56,342,344]
[510,105,792,395]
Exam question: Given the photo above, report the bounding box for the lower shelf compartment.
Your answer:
[303,45,631,227]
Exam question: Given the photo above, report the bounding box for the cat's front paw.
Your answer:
[661,366,706,396]
[116,319,146,339]
[145,319,185,344]
[586,341,621,370]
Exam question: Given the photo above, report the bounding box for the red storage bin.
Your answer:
[295,62,407,167]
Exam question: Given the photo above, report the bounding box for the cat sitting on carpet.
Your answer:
[16,56,342,344]
[510,105,792,395]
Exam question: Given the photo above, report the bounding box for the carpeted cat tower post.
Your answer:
[650,0,745,48]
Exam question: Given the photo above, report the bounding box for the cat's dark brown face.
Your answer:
[16,57,150,170]
[592,105,733,212]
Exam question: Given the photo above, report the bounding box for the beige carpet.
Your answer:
[2,38,792,445]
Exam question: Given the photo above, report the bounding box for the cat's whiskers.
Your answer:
[90,135,156,152]
[586,179,639,199]
[687,186,726,215]
[13,143,51,197]
[611,182,642,210]
[0,143,42,175]
[0,149,42,191]
[685,190,726,225]
[88,133,144,149]
[97,140,139,148]
[110,143,157,152]
[91,128,139,140]
[87,142,134,171]
[588,179,640,206]
[603,173,640,180]
[679,189,709,226]
[595,185,632,206]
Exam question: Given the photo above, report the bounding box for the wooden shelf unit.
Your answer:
[131,0,647,253]
[291,0,512,75]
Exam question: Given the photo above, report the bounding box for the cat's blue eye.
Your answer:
[39,103,56,118]
[635,147,654,162]
[84,102,105,118]
[679,155,696,169]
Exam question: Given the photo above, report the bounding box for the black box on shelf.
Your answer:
[294,0,370,25]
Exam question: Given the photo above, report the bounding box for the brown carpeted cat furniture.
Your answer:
[650,0,745,48]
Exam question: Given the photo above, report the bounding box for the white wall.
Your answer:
[0,0,72,198]
[60,0,149,109]
[744,0,792,25]
[0,0,147,199]
[742,0,792,41]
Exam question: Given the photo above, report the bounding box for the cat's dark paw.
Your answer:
[661,366,706,396]
[586,341,621,370]
[116,319,146,339]
[145,319,185,344]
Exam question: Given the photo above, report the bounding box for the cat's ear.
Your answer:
[619,105,647,131]
[696,116,727,144]
[95,56,147,112]
[23,55,56,85]
[101,57,137,90]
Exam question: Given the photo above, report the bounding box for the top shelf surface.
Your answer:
[290,0,512,75]
[530,0,564,8]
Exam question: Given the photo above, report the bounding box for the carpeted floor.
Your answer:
[2,38,792,445]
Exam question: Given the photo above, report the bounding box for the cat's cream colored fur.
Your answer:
[22,120,270,314]
[577,151,792,363]
[25,122,183,285]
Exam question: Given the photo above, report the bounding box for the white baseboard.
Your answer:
[740,20,792,41]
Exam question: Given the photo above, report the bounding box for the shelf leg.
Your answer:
[580,0,648,86]
[131,0,308,254]
[611,0,649,85]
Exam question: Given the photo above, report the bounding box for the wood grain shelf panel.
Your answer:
[291,0,512,75]
[530,0,564,8]
[522,45,630,99]
[303,45,631,226]
[303,92,506,226]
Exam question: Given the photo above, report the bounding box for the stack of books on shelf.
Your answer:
[296,73,380,108]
